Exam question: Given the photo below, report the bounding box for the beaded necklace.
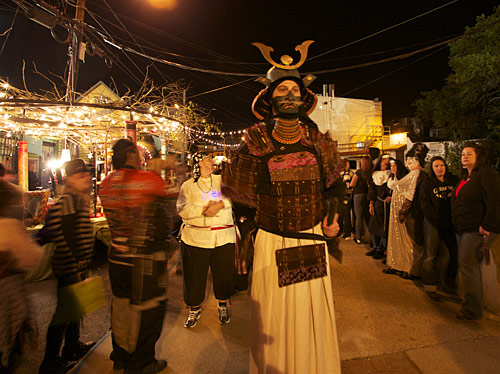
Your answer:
[197,175,213,193]
[272,118,302,144]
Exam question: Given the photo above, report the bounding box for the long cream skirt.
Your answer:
[249,224,341,374]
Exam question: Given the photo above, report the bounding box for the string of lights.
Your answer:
[189,131,243,149]
[187,126,246,137]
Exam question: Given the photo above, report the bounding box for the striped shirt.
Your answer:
[45,193,93,281]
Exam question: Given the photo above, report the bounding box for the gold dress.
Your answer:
[386,169,422,273]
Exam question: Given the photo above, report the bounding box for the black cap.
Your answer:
[65,159,91,176]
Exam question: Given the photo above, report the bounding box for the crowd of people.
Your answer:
[2,134,500,374]
[338,142,500,322]
[1,45,500,374]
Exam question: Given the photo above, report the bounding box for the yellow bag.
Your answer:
[54,276,107,325]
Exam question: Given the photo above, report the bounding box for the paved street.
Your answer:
[17,238,500,374]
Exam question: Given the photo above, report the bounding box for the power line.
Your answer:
[306,36,458,75]
[340,46,449,96]
[100,0,173,82]
[85,8,146,79]
[84,1,256,68]
[187,78,255,99]
[309,0,459,60]
[84,26,144,86]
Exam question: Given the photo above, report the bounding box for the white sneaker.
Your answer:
[184,308,201,328]
[218,304,230,325]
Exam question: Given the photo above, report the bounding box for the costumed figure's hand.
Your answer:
[203,200,224,217]
[385,196,392,204]
[369,204,375,216]
[322,214,340,238]
[398,198,412,224]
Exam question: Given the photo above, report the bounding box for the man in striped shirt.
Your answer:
[39,159,95,374]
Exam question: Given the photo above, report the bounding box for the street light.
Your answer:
[146,0,178,10]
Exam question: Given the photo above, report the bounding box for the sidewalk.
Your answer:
[73,239,500,374]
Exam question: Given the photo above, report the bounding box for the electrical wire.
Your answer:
[340,46,449,96]
[85,8,146,79]
[307,37,457,75]
[309,0,459,60]
[84,27,144,86]
[308,34,460,63]
[187,78,255,99]
[100,0,173,82]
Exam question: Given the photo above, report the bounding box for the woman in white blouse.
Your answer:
[176,152,236,328]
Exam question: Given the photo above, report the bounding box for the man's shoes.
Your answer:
[184,308,201,328]
[372,250,385,260]
[124,360,167,374]
[354,238,362,245]
[343,235,353,240]
[61,341,96,361]
[365,249,377,256]
[456,310,481,321]
[382,268,399,275]
[39,356,77,374]
[427,291,441,302]
[402,273,421,281]
[218,303,231,325]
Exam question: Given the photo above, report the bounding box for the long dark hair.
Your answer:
[428,156,449,180]
[360,156,372,185]
[461,142,488,179]
[390,159,409,180]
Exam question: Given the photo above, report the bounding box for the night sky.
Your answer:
[0,0,499,130]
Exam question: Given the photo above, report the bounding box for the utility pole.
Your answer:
[65,0,86,101]
[181,89,187,163]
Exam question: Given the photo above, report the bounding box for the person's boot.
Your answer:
[39,356,77,374]
[124,359,168,374]
[61,341,96,361]
[372,250,385,260]
[365,249,377,256]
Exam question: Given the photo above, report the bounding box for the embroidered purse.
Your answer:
[275,243,327,287]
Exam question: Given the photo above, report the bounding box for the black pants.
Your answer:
[108,261,166,371]
[181,241,235,307]
[422,219,458,288]
[43,282,81,361]
[339,195,353,237]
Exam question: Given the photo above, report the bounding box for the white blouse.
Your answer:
[176,174,236,248]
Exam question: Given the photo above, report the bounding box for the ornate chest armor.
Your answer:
[222,122,343,235]
[254,150,322,233]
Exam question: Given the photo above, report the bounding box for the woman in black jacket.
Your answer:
[420,156,459,300]
[367,156,391,259]
[452,143,500,320]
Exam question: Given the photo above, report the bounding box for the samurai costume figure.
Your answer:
[222,41,344,374]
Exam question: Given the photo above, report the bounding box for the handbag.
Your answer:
[53,276,107,325]
[275,243,327,287]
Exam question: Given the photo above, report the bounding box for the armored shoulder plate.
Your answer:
[245,123,274,156]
